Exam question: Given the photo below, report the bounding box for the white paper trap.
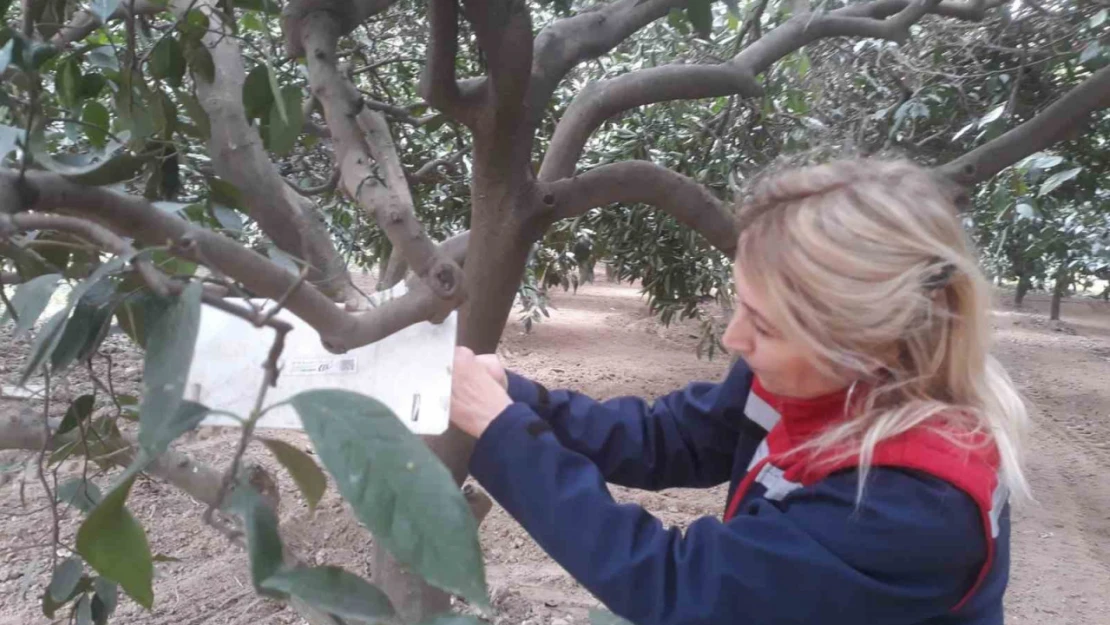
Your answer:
[187,283,455,435]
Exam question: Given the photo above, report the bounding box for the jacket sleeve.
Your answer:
[470,404,988,625]
[501,362,753,490]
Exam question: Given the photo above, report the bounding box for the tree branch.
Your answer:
[420,0,479,126]
[546,161,738,255]
[459,0,534,125]
[540,0,993,182]
[408,148,468,185]
[379,230,470,292]
[300,11,466,307]
[938,65,1110,185]
[49,0,164,48]
[530,0,686,111]
[1,408,228,508]
[0,171,458,353]
[282,0,400,57]
[171,0,350,300]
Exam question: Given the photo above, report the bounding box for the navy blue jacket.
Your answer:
[468,362,1009,625]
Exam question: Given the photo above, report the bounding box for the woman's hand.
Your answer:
[450,347,512,438]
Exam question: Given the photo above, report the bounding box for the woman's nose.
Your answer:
[722,311,753,356]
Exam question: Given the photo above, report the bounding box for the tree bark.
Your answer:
[1015,271,1030,308]
[1050,262,1068,321]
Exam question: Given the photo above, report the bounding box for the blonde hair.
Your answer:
[736,158,1030,502]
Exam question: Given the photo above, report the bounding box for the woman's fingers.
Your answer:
[450,347,511,438]
[475,353,507,389]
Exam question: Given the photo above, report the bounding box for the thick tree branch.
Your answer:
[0,171,456,353]
[282,0,399,57]
[171,0,350,300]
[539,64,762,181]
[300,11,465,312]
[379,231,470,291]
[460,0,535,125]
[409,149,468,185]
[420,0,480,126]
[1,408,228,508]
[540,0,993,182]
[938,65,1110,185]
[547,161,738,255]
[530,0,686,111]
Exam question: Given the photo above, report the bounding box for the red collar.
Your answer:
[751,377,852,447]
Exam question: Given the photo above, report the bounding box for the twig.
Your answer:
[202,315,291,528]
[259,266,309,325]
[350,56,424,75]
[35,370,59,571]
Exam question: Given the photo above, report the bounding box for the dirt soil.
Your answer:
[1,278,1109,625]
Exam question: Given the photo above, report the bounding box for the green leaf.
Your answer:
[686,0,712,39]
[1038,167,1083,197]
[184,40,215,82]
[138,282,203,455]
[1092,8,1107,28]
[149,36,186,86]
[56,58,81,107]
[22,257,128,386]
[1080,41,1102,65]
[0,123,22,161]
[260,566,396,622]
[76,476,153,609]
[51,276,117,373]
[259,437,326,512]
[177,89,210,139]
[265,58,287,123]
[82,101,110,148]
[208,176,245,209]
[1,272,63,337]
[58,394,95,435]
[48,557,84,602]
[243,64,273,120]
[80,73,106,100]
[264,85,303,155]
[290,391,487,606]
[978,103,1006,128]
[224,487,284,590]
[87,46,119,72]
[90,0,122,24]
[209,202,244,232]
[115,290,170,348]
[91,578,118,625]
[57,477,104,512]
[590,609,634,625]
[667,7,690,34]
[76,594,93,625]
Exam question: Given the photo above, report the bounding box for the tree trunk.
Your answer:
[1050,264,1068,321]
[370,166,539,623]
[1015,271,1030,308]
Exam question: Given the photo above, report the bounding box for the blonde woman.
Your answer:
[449,159,1028,625]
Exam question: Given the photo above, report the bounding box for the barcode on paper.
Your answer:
[286,357,359,376]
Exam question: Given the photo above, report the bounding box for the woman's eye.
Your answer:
[754,324,771,337]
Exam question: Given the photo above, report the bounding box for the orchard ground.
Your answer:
[1,274,1109,624]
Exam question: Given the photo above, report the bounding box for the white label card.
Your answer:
[187,283,455,435]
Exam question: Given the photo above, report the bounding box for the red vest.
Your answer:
[723,378,1006,612]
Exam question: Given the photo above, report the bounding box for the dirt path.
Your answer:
[1,279,1109,624]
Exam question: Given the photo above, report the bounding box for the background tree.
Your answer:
[2,0,1110,623]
